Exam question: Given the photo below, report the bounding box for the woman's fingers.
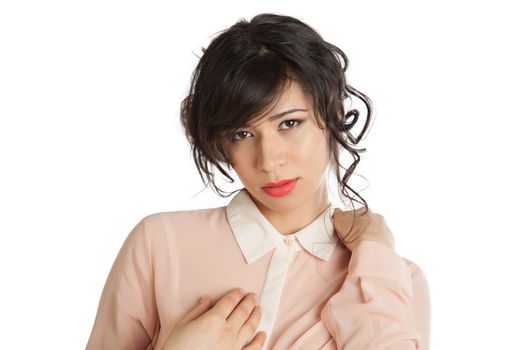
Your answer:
[178,295,212,325]
[211,288,264,347]
[163,288,264,349]
[333,207,371,239]
[363,213,395,248]
[333,207,396,250]
[210,288,246,319]
[235,300,263,345]
[227,292,259,330]
[243,331,267,350]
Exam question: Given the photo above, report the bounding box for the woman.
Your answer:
[86,13,431,350]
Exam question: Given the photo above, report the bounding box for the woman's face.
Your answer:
[221,79,331,219]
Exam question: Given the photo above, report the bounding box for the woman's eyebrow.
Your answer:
[268,108,308,121]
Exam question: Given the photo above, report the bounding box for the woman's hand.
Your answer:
[162,288,266,350]
[332,207,395,251]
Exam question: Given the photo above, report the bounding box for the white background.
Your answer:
[1,1,525,349]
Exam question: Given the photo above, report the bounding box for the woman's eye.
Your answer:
[231,131,253,141]
[280,119,304,129]
[230,119,304,142]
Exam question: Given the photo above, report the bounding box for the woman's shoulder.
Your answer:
[366,207,430,289]
[133,205,230,238]
[143,205,227,224]
[400,256,431,316]
[400,256,429,285]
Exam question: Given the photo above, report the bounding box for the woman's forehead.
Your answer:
[244,81,313,126]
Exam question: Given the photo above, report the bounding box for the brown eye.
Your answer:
[231,130,253,141]
[279,119,304,130]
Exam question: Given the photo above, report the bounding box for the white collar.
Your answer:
[226,189,338,264]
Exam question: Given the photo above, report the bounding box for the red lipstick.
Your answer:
[262,178,298,197]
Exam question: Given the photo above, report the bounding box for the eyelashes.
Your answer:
[230,119,305,142]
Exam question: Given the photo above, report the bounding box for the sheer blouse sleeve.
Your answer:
[86,216,159,350]
[321,240,431,350]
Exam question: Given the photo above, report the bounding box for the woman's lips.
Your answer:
[262,178,298,197]
[263,179,297,188]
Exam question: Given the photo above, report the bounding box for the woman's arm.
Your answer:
[321,240,431,350]
[86,216,159,350]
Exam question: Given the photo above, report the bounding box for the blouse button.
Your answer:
[284,238,293,247]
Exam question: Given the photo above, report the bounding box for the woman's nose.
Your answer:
[255,134,285,172]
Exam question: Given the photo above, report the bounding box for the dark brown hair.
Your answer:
[180,13,374,232]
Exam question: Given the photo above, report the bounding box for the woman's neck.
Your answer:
[254,185,330,236]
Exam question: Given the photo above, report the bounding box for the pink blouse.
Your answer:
[86,189,431,349]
